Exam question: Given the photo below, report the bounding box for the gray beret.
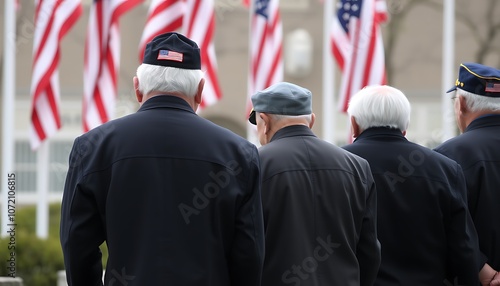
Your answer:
[249,82,312,124]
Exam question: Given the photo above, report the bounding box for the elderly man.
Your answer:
[342,85,480,286]
[61,32,264,286]
[435,62,500,285]
[249,82,380,286]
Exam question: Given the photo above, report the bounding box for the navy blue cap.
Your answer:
[447,63,500,97]
[249,82,312,125]
[142,32,201,70]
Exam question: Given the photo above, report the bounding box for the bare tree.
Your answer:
[455,0,500,64]
[383,0,500,84]
[384,0,440,84]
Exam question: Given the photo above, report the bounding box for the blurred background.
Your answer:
[0,0,499,284]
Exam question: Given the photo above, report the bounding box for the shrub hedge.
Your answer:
[0,203,108,286]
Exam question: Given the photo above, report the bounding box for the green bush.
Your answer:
[0,203,108,286]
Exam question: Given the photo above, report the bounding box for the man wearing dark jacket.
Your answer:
[60,32,265,286]
[249,82,380,286]
[435,63,500,285]
[343,85,480,286]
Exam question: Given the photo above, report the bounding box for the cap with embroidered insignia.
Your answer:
[142,32,201,70]
[157,50,183,62]
[447,63,500,97]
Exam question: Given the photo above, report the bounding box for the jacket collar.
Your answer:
[270,125,316,142]
[137,95,195,114]
[465,114,500,132]
[354,127,407,143]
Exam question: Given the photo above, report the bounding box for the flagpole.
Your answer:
[246,0,259,146]
[2,0,17,237]
[441,0,455,142]
[322,0,335,144]
[36,142,50,239]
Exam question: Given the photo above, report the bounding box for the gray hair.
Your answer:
[457,88,500,112]
[136,64,204,98]
[347,85,411,132]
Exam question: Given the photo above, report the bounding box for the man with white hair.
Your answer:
[61,32,264,286]
[435,62,500,285]
[249,82,381,286]
[343,85,480,285]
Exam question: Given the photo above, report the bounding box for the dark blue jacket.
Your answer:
[259,125,380,286]
[344,127,479,286]
[435,115,500,270]
[60,95,264,286]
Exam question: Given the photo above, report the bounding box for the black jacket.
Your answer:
[344,127,480,286]
[60,95,265,286]
[259,125,380,286]
[435,115,500,270]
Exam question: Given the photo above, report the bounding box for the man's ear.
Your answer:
[194,78,205,105]
[309,113,316,129]
[133,76,143,103]
[350,116,361,138]
[458,95,468,114]
[260,113,271,134]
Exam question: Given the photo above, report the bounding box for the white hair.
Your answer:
[347,85,411,131]
[136,64,204,98]
[457,88,500,112]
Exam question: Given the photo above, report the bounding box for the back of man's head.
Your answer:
[448,63,500,113]
[249,82,313,124]
[137,32,204,98]
[347,85,411,132]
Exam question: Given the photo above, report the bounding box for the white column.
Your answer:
[2,0,17,237]
[36,142,50,239]
[322,0,335,143]
[441,0,456,142]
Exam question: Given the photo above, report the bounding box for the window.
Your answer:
[14,140,74,204]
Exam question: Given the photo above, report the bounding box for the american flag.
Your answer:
[248,0,283,116]
[138,0,184,62]
[183,0,222,109]
[83,0,143,132]
[331,0,388,112]
[486,83,500,93]
[29,0,82,149]
[157,50,184,62]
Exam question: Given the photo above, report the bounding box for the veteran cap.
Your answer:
[249,82,312,125]
[447,63,500,97]
[142,32,201,70]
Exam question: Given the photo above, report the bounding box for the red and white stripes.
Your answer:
[183,0,222,108]
[248,0,283,116]
[138,0,184,62]
[29,0,82,149]
[332,0,388,112]
[83,0,143,132]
